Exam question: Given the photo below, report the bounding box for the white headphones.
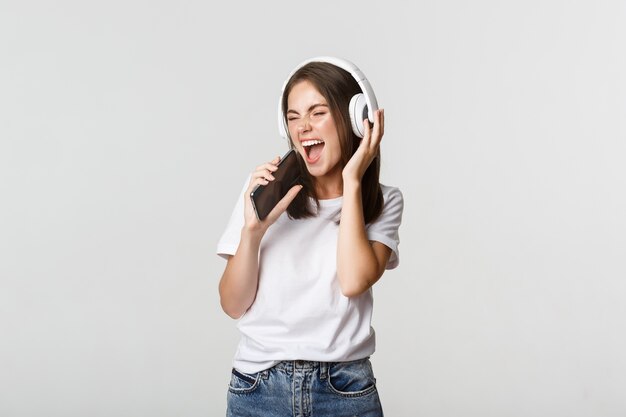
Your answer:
[277,56,379,140]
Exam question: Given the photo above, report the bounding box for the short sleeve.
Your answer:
[366,185,404,270]
[216,175,250,260]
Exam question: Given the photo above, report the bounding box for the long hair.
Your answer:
[282,62,383,225]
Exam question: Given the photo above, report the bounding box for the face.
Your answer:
[286,80,343,186]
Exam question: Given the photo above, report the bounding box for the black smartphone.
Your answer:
[250,149,301,220]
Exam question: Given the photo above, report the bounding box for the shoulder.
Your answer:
[367,184,403,268]
[367,183,403,228]
[380,184,404,210]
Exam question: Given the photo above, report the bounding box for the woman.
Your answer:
[217,57,403,417]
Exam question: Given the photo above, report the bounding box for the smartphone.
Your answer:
[250,149,301,220]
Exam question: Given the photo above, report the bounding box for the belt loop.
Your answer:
[319,362,328,380]
[261,362,277,380]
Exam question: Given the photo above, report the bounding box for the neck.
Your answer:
[313,172,343,200]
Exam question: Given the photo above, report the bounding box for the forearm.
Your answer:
[337,181,382,297]
[219,228,264,319]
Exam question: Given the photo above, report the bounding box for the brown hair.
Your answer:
[282,61,383,224]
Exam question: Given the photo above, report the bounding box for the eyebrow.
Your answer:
[286,103,329,115]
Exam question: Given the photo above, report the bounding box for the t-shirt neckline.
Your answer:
[316,195,343,208]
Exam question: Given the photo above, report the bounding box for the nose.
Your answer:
[297,116,311,133]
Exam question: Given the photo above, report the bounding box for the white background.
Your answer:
[1,1,625,416]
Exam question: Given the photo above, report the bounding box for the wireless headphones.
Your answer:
[277,56,379,140]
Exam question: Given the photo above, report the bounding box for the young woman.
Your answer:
[217,57,403,417]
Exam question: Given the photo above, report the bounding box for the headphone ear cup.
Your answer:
[349,93,368,138]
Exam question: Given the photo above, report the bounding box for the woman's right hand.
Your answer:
[243,155,303,235]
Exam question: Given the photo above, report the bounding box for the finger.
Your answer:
[256,162,279,172]
[253,162,279,177]
[370,110,383,149]
[361,118,372,147]
[266,184,303,222]
[271,155,280,165]
[248,176,270,190]
[252,168,276,181]
[245,176,270,197]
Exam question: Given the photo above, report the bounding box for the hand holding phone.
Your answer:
[250,149,301,220]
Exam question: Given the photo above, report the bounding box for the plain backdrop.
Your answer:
[1,1,625,416]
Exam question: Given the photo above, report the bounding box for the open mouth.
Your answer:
[302,139,325,163]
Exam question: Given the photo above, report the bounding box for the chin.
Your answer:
[305,166,324,177]
[307,164,338,179]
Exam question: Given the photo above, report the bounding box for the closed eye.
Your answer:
[286,103,329,119]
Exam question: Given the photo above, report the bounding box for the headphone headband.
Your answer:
[277,56,379,140]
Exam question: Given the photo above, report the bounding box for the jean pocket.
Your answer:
[326,359,378,398]
[228,368,261,394]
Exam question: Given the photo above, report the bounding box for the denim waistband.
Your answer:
[273,360,328,373]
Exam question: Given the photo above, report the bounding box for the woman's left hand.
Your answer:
[342,108,385,184]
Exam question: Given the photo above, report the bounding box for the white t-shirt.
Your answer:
[217,178,403,374]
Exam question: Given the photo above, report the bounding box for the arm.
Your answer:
[218,228,263,319]
[337,109,390,297]
[219,157,302,319]
[337,180,392,297]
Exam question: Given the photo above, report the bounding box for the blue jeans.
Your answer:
[226,358,384,417]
